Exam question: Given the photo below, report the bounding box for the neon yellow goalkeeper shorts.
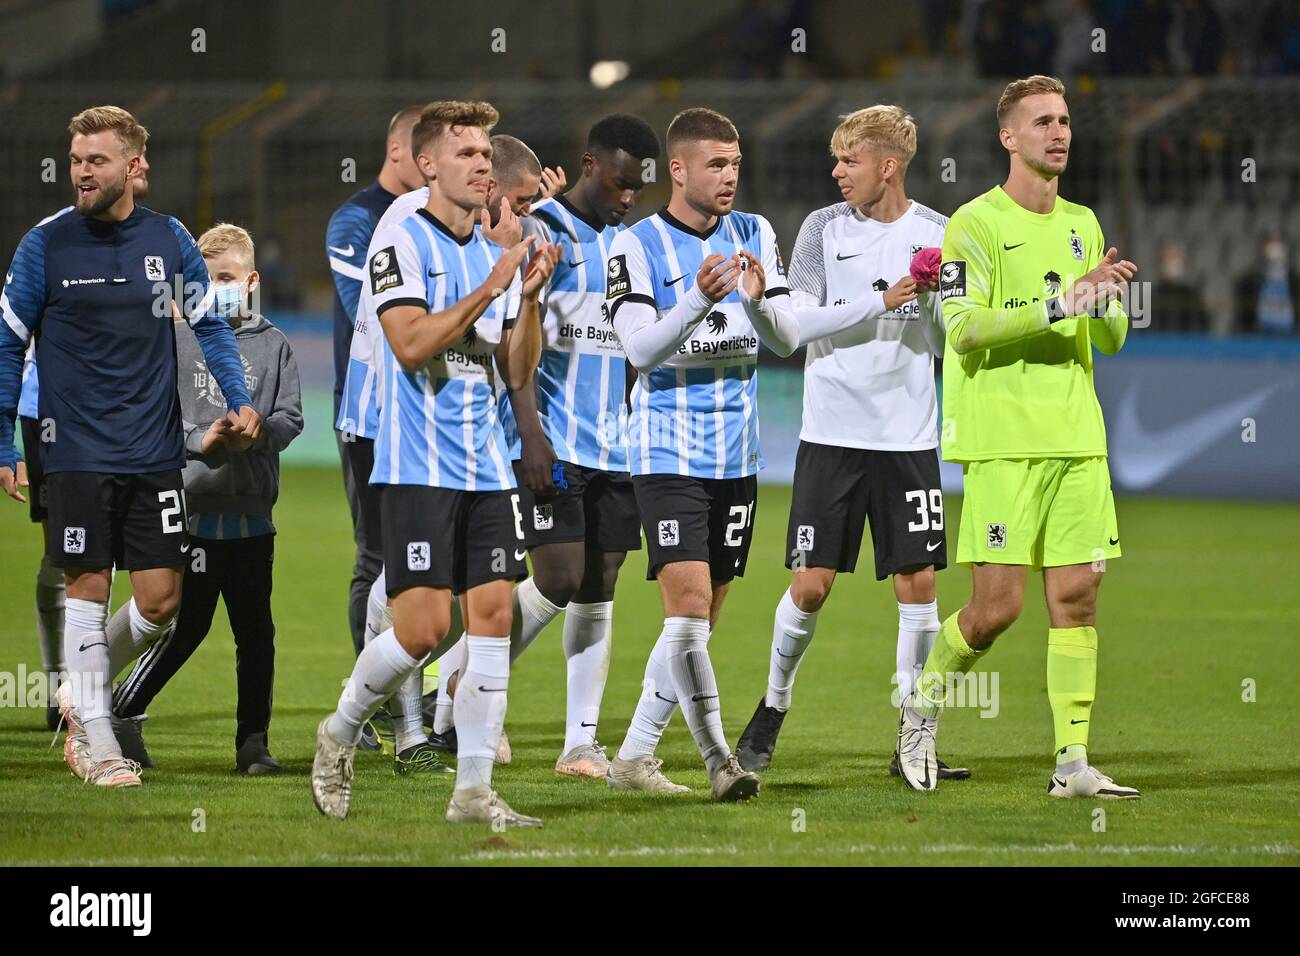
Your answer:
[956,456,1121,568]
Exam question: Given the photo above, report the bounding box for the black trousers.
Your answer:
[337,432,384,656]
[113,534,276,750]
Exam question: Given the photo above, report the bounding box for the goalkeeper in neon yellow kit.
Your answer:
[896,75,1141,799]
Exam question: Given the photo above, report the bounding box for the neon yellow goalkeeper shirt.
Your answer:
[937,185,1128,463]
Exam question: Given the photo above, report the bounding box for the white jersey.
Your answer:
[789,200,946,451]
[336,187,429,440]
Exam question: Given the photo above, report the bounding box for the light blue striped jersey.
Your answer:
[497,197,631,471]
[335,187,429,440]
[607,208,788,479]
[368,207,519,490]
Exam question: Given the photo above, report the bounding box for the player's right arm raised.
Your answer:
[379,233,535,372]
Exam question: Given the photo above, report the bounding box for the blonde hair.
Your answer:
[68,105,149,156]
[997,75,1067,126]
[411,100,500,156]
[829,105,917,167]
[198,223,256,271]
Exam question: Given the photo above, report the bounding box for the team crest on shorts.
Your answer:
[796,524,815,551]
[63,526,86,555]
[533,504,554,531]
[143,256,165,281]
[407,540,431,571]
[658,519,679,547]
[986,523,1007,550]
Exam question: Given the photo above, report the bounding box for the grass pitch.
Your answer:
[1,467,1296,866]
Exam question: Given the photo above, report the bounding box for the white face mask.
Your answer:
[212,280,246,318]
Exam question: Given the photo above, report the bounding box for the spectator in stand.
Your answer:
[1150,242,1209,332]
[1235,234,1299,334]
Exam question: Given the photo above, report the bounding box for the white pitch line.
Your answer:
[8,841,1295,867]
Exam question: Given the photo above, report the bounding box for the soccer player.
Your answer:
[329,105,425,668]
[310,101,559,826]
[111,224,303,775]
[343,135,559,770]
[0,106,258,788]
[604,107,800,801]
[732,106,972,782]
[896,76,1140,798]
[489,115,661,780]
[14,146,152,731]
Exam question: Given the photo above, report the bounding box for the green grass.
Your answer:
[2,467,1297,866]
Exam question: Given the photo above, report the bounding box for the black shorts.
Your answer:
[20,417,46,523]
[785,441,947,580]
[632,473,757,582]
[515,460,642,553]
[44,470,190,571]
[380,484,527,595]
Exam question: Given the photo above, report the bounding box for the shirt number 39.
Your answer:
[905,489,944,533]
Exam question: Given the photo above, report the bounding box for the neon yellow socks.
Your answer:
[912,612,989,719]
[1047,625,1098,766]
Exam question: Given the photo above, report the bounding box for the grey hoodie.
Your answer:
[175,314,303,519]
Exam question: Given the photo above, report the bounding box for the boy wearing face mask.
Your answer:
[110,223,303,774]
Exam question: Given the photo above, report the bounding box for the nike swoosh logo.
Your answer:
[513,548,528,561]
[4,273,12,285]
[364,683,381,694]
[925,540,941,552]
[1003,242,1025,250]
[1108,537,1119,546]
[568,260,586,268]
[1051,775,1068,789]
[775,649,800,658]
[663,274,688,287]
[78,642,107,652]
[580,721,597,728]
[653,691,676,704]
[328,244,356,257]
[835,252,863,260]
[428,270,446,278]
[478,685,508,693]
[1110,379,1295,489]
[180,543,190,553]
[691,693,718,702]
[1070,718,1088,724]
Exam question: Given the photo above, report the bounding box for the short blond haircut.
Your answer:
[829,105,917,167]
[411,100,499,157]
[68,105,149,156]
[997,75,1066,126]
[198,223,256,271]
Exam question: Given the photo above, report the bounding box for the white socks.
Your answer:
[105,596,173,678]
[454,635,511,791]
[362,570,425,752]
[766,589,818,711]
[509,577,563,665]
[618,626,678,761]
[64,598,119,762]
[663,617,729,777]
[562,601,613,754]
[895,601,940,703]
[432,620,465,736]
[328,627,420,746]
[35,556,65,691]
